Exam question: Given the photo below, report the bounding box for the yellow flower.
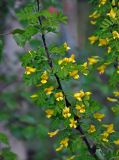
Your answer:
[25,66,36,75]
[56,138,69,152]
[55,92,63,101]
[30,94,38,99]
[97,64,106,74]
[48,129,59,137]
[107,97,118,102]
[81,62,88,69]
[69,70,79,79]
[74,90,85,101]
[101,124,115,142]
[98,38,109,46]
[63,57,70,63]
[89,11,100,19]
[88,125,96,133]
[58,54,75,65]
[114,139,119,145]
[45,109,54,118]
[107,47,112,54]
[85,92,92,96]
[44,86,54,95]
[69,54,76,63]
[93,112,105,121]
[103,124,115,134]
[88,56,99,65]
[107,8,116,19]
[41,71,48,84]
[101,132,109,142]
[60,137,69,147]
[58,59,64,65]
[81,62,88,76]
[64,42,71,51]
[112,31,119,39]
[99,0,107,7]
[62,107,71,118]
[90,21,96,25]
[76,104,85,113]
[56,145,63,152]
[88,36,98,44]
[66,156,76,160]
[113,91,119,97]
[69,118,77,128]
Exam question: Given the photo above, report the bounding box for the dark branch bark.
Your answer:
[36,1,101,159]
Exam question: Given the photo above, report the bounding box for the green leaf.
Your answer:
[0,133,9,145]
[1,148,17,160]
[14,26,39,46]
[36,124,48,138]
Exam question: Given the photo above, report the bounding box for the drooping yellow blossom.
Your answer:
[113,91,119,97]
[114,139,119,145]
[69,54,76,63]
[56,138,69,152]
[93,112,105,121]
[107,8,116,19]
[58,59,64,65]
[30,94,38,99]
[97,64,107,74]
[41,71,48,84]
[101,132,109,142]
[74,90,85,101]
[76,104,86,113]
[103,124,115,134]
[81,62,88,70]
[69,118,77,128]
[101,124,115,142]
[62,107,71,118]
[69,70,79,79]
[88,36,98,44]
[107,47,112,54]
[85,92,92,96]
[58,54,75,65]
[112,31,119,39]
[98,38,109,46]
[45,109,54,118]
[63,57,70,63]
[66,156,76,160]
[60,138,69,147]
[88,124,96,133]
[107,97,118,102]
[88,56,99,65]
[48,129,59,137]
[25,66,36,75]
[89,11,100,19]
[56,145,63,152]
[55,92,63,101]
[99,0,107,7]
[44,86,54,95]
[90,20,97,25]
[64,42,71,51]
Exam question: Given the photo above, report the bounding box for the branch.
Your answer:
[36,1,103,159]
[0,32,12,36]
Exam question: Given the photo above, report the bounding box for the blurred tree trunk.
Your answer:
[62,0,90,49]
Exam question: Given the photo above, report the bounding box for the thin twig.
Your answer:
[0,32,12,36]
